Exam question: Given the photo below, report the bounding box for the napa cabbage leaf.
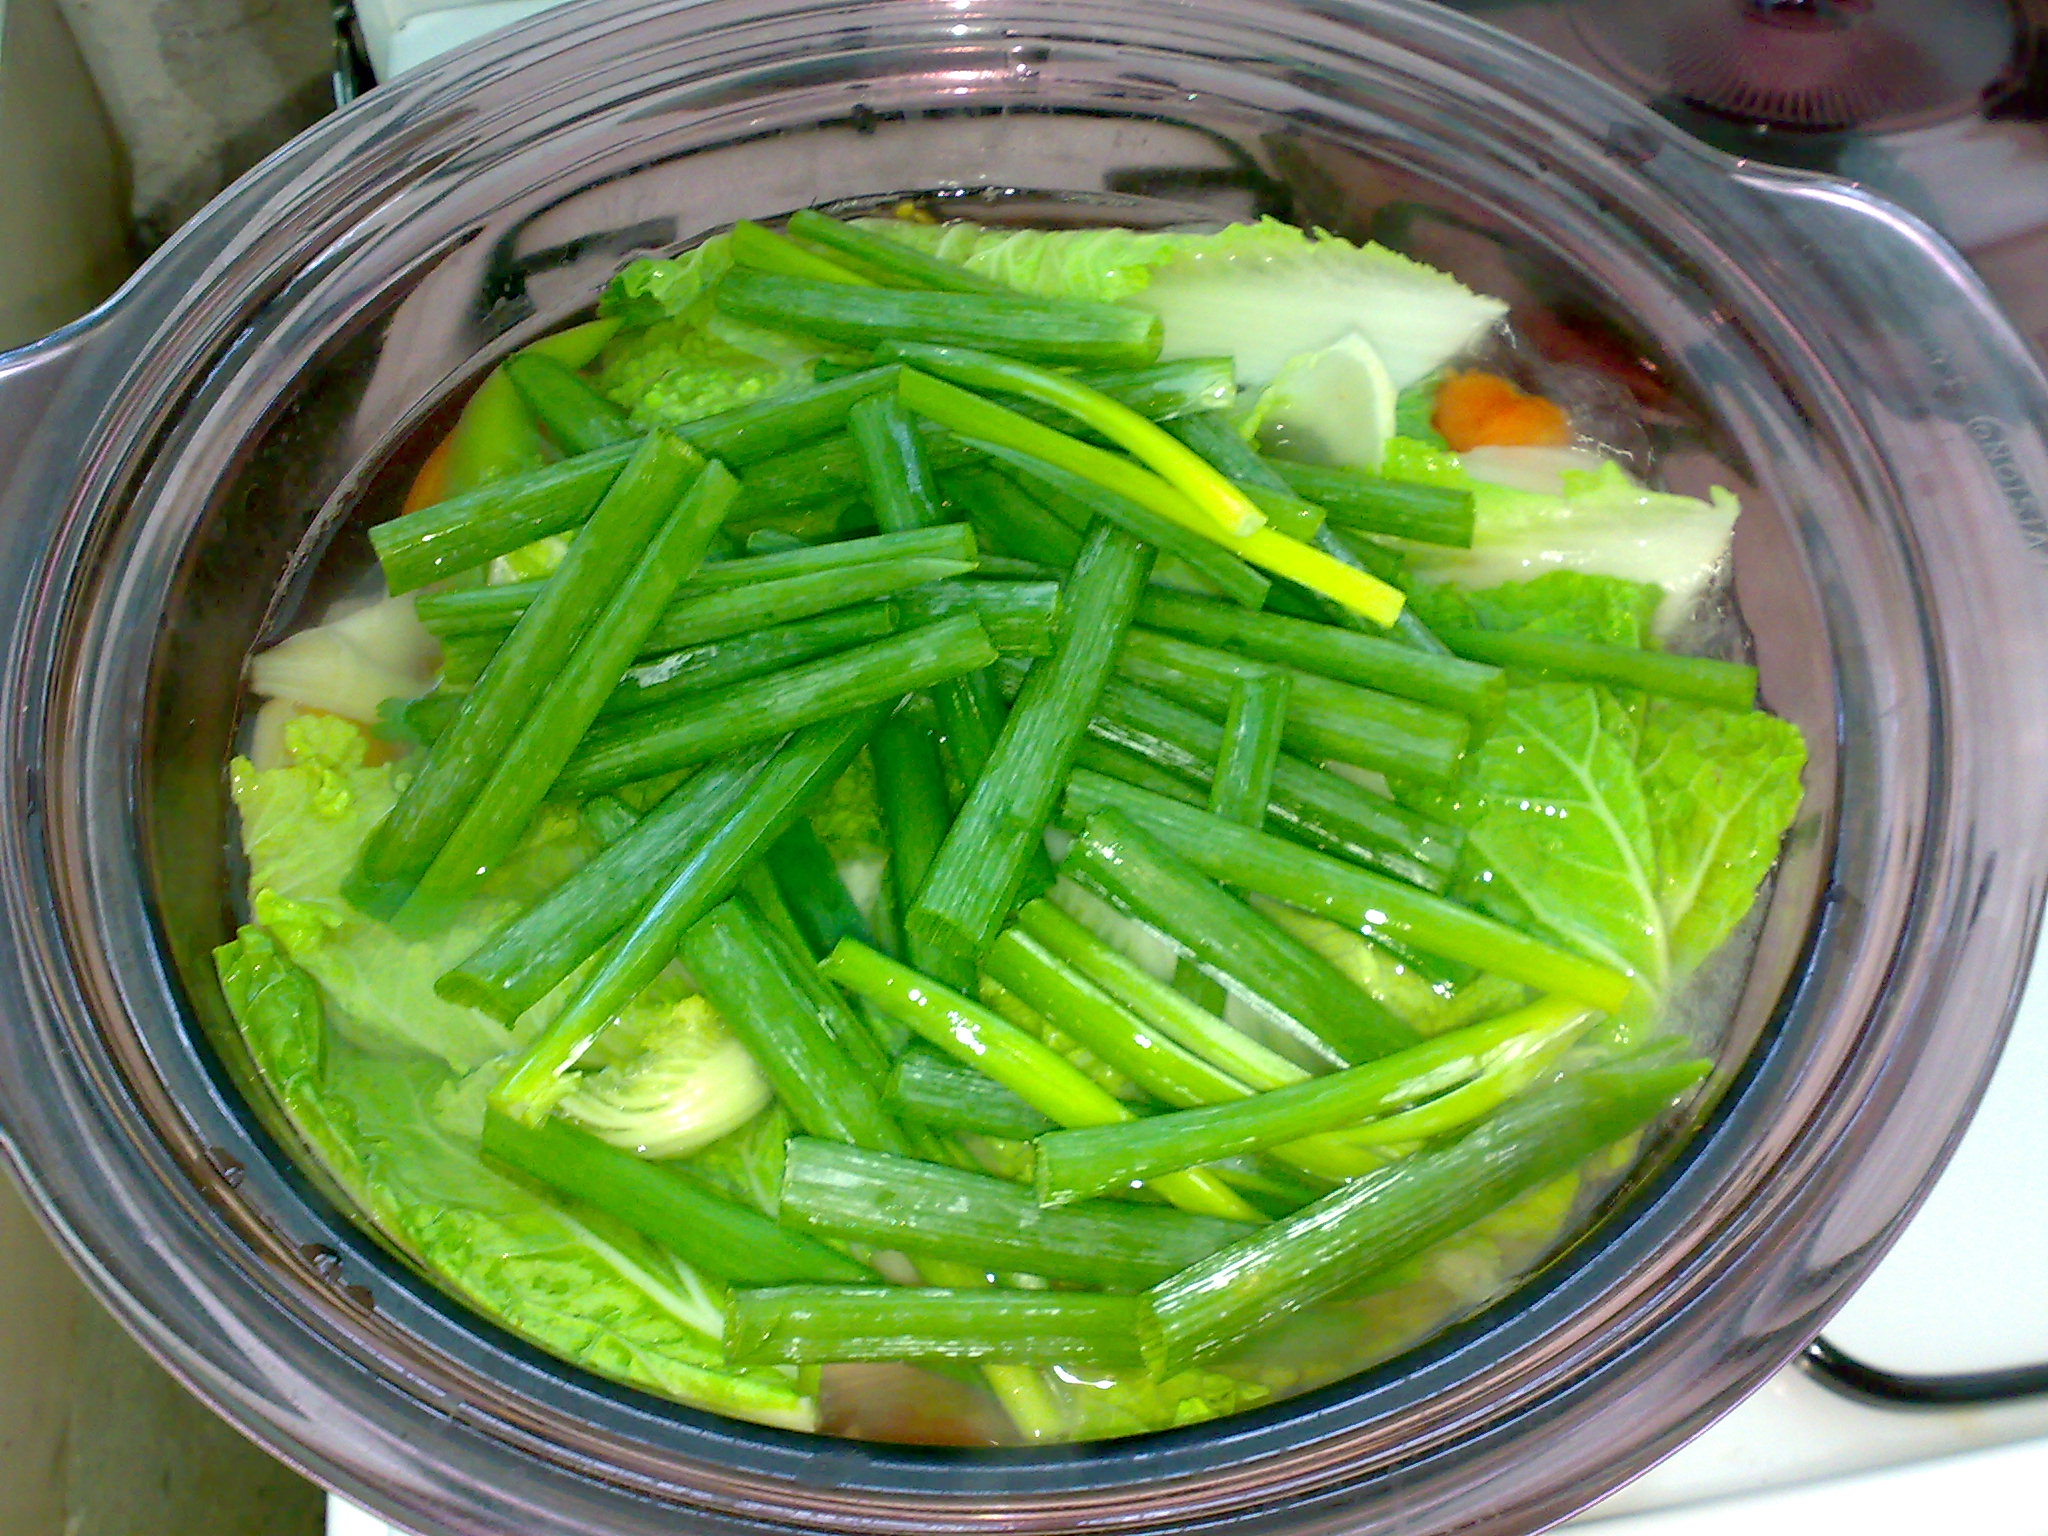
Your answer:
[595,233,828,431]
[1389,450,1739,634]
[599,232,736,327]
[212,926,817,1430]
[594,316,813,432]
[557,986,773,1158]
[231,714,590,1072]
[1396,606,1805,1007]
[1408,569,1663,648]
[247,594,439,725]
[848,214,1505,388]
[1638,695,1809,978]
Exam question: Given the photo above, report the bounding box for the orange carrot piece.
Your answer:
[400,434,454,516]
[1433,370,1572,452]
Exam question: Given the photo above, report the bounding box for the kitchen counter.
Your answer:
[0,1169,324,1535]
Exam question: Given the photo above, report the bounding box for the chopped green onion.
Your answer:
[347,433,708,920]
[879,342,1262,538]
[1015,899,1307,1093]
[482,1111,872,1285]
[729,218,878,285]
[1142,1055,1708,1372]
[599,604,899,720]
[906,523,1152,974]
[786,208,1006,293]
[961,438,1271,609]
[926,664,1005,795]
[503,352,636,455]
[678,365,904,465]
[1066,810,1419,1067]
[491,709,885,1123]
[822,940,1126,1129]
[980,927,1254,1108]
[679,901,910,1154]
[902,371,1203,533]
[1327,1008,1588,1148]
[820,939,1259,1221]
[1073,738,1212,808]
[1062,772,1638,1011]
[580,793,641,845]
[1137,589,1505,719]
[970,555,1065,580]
[1230,477,1327,542]
[396,455,738,929]
[764,816,876,959]
[1164,411,1285,490]
[894,578,1058,658]
[732,433,877,517]
[371,440,637,594]
[1032,995,1593,1205]
[731,870,901,1083]
[438,750,771,1021]
[1320,526,1456,657]
[885,1047,1054,1141]
[414,525,976,637]
[872,705,952,930]
[1436,629,1760,710]
[683,522,977,586]
[780,1138,1252,1291]
[437,556,974,674]
[848,392,947,533]
[1168,665,1289,1008]
[1212,670,1290,828]
[1072,357,1237,421]
[1267,458,1476,547]
[715,269,1163,368]
[556,614,997,797]
[656,558,985,655]
[899,370,1405,624]
[727,1286,1145,1367]
[945,468,1085,567]
[1088,679,1463,891]
[1119,628,1470,784]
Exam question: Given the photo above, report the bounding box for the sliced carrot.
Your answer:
[1433,370,1572,452]
[400,433,454,516]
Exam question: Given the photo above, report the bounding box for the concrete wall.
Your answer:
[0,0,133,347]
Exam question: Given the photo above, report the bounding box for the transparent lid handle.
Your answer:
[0,324,96,495]
[1730,170,2048,574]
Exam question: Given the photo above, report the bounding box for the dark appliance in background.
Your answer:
[1445,0,2048,357]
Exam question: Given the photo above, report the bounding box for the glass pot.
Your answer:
[1,1,2046,1532]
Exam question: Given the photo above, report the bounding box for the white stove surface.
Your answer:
[326,7,2048,1533]
[350,0,571,80]
[1823,935,2048,1379]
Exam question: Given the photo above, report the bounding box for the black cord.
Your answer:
[1806,1336,2048,1406]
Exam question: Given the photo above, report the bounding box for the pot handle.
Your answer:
[0,319,101,497]
[0,318,106,1175]
[1723,167,2048,574]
